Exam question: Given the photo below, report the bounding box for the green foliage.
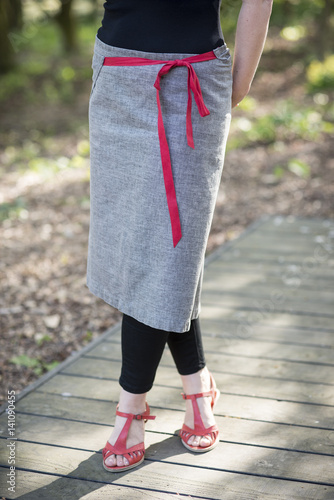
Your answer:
[34,333,52,347]
[287,158,311,178]
[0,197,27,222]
[220,1,239,41]
[270,0,325,27]
[77,139,90,157]
[307,55,334,92]
[0,18,97,104]
[0,71,30,101]
[238,96,257,113]
[83,330,93,342]
[280,25,306,42]
[274,158,311,179]
[1,136,90,187]
[228,98,333,150]
[9,354,59,376]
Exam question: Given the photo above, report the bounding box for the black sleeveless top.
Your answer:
[97,0,224,54]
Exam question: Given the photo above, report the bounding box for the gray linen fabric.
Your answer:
[87,36,232,332]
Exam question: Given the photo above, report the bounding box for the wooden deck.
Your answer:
[1,215,334,499]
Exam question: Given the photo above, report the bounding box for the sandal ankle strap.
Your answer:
[181,390,214,401]
[116,402,156,421]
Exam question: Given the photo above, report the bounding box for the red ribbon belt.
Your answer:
[103,51,216,247]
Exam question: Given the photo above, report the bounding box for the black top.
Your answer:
[97,0,224,54]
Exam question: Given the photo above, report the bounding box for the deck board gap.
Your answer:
[201,321,334,334]
[204,350,334,367]
[60,366,334,387]
[13,409,334,431]
[219,392,334,407]
[202,336,334,348]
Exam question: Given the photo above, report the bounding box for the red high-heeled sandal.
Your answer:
[102,402,156,472]
[180,373,220,452]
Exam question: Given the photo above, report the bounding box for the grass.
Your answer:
[228,97,334,151]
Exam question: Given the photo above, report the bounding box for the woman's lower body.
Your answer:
[106,314,219,469]
[87,36,232,469]
[120,314,205,394]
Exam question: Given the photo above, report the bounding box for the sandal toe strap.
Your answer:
[181,422,218,437]
[102,441,145,462]
[180,426,219,446]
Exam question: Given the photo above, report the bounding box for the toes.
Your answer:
[187,435,211,448]
[116,454,129,467]
[105,454,117,466]
[199,435,211,447]
[188,435,200,447]
[105,454,129,468]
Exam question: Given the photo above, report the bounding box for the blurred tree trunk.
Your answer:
[8,0,23,31]
[316,0,332,60]
[90,0,99,19]
[282,0,292,18]
[0,0,16,73]
[55,0,77,53]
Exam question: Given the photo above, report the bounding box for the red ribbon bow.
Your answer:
[103,51,216,247]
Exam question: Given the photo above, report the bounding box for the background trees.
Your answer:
[1,0,333,74]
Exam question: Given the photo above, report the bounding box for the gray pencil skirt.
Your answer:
[86,36,232,333]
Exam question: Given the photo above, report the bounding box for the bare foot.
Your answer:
[181,367,218,448]
[104,389,147,468]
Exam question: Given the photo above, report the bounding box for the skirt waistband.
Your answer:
[94,34,229,62]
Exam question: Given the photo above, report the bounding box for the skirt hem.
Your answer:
[86,279,200,334]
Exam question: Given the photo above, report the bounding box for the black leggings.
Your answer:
[119,314,206,394]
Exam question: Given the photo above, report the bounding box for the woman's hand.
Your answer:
[232,0,273,108]
[231,82,250,108]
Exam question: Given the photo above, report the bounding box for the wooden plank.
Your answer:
[200,304,334,330]
[256,227,334,238]
[1,459,334,500]
[201,335,334,365]
[100,320,334,346]
[232,239,333,256]
[56,332,334,401]
[27,376,334,428]
[17,388,334,429]
[205,260,334,282]
[0,435,333,489]
[202,271,334,297]
[200,320,334,346]
[6,400,334,456]
[233,229,334,245]
[84,347,334,386]
[211,247,334,266]
[229,219,334,242]
[200,292,334,316]
[248,216,334,235]
[0,469,176,500]
[66,346,334,387]
[56,364,333,406]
